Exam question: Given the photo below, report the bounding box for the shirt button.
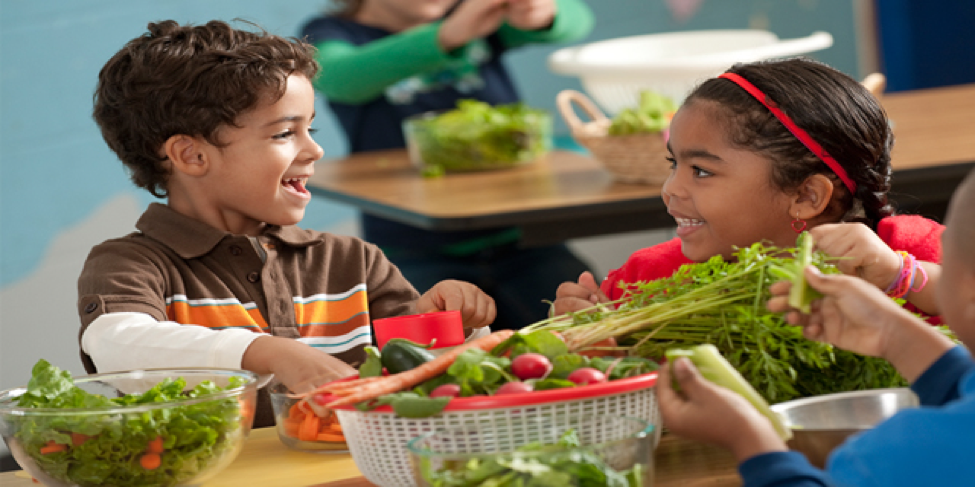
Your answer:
[84,302,98,313]
[247,272,260,283]
[229,245,243,256]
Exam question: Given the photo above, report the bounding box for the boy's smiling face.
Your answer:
[168,74,323,236]
[663,100,797,261]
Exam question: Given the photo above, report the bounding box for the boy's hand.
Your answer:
[768,267,901,358]
[767,266,953,382]
[552,271,610,316]
[438,0,508,51]
[809,223,902,290]
[657,357,788,462]
[418,279,496,328]
[242,336,358,391]
[505,0,557,31]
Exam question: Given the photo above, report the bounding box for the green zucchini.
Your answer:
[381,338,436,374]
[666,344,792,441]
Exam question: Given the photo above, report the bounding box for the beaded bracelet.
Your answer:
[885,251,929,299]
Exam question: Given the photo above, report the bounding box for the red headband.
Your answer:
[718,72,857,193]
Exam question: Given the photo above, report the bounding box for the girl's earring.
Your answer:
[791,211,807,233]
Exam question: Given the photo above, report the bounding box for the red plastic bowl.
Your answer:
[372,310,465,350]
[331,371,658,413]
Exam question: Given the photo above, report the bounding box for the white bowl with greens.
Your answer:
[0,361,257,487]
[406,415,653,487]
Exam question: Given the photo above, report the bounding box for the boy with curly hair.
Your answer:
[80,20,495,427]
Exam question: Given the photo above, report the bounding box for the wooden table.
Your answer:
[0,427,741,487]
[306,84,975,245]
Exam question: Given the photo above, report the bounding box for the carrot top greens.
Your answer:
[527,236,924,403]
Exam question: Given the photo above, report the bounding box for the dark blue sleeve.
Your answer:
[911,345,974,406]
[739,452,833,487]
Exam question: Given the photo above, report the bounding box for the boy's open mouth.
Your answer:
[282,177,309,195]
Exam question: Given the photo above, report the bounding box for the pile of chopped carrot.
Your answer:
[281,400,345,443]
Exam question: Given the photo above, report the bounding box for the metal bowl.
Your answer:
[770,388,918,468]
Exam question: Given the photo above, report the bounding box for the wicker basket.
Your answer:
[557,89,671,185]
[334,372,659,487]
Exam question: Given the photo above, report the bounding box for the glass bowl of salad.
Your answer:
[403,100,552,176]
[0,361,257,487]
[269,382,348,453]
[406,414,654,487]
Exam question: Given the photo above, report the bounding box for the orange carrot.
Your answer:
[284,420,301,438]
[140,452,162,470]
[326,422,343,433]
[70,433,91,446]
[146,436,164,454]
[322,330,514,408]
[39,441,67,455]
[298,414,321,442]
[316,432,345,442]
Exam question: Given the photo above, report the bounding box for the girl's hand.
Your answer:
[552,271,610,316]
[657,357,787,462]
[418,279,496,328]
[505,0,557,31]
[809,223,902,290]
[438,0,509,51]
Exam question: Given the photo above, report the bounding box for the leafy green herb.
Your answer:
[419,429,644,487]
[9,360,245,487]
[359,346,383,378]
[525,240,912,403]
[405,100,551,173]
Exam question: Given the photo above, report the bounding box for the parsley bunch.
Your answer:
[527,239,911,403]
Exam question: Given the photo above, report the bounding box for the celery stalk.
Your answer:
[666,344,792,441]
[787,232,821,314]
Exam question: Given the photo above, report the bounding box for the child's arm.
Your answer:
[768,266,954,383]
[82,312,358,392]
[416,279,496,329]
[810,222,941,316]
[497,0,594,49]
[241,335,357,392]
[309,0,509,104]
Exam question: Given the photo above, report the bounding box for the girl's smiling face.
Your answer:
[663,100,799,261]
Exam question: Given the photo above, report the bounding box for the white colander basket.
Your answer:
[334,372,659,487]
[548,30,833,114]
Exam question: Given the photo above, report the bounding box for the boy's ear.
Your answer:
[163,134,209,177]
[791,174,834,220]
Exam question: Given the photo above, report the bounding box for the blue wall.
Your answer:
[0,0,858,287]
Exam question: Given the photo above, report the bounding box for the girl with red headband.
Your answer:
[554,57,943,321]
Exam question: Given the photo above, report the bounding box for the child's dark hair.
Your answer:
[685,57,895,229]
[93,20,319,198]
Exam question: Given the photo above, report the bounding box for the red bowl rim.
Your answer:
[331,371,657,413]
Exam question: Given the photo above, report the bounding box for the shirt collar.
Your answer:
[136,203,321,259]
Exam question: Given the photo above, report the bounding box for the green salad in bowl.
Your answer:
[403,100,552,176]
[0,360,257,487]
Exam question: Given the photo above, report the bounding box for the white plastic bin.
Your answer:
[548,30,833,114]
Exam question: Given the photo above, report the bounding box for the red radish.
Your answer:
[511,353,553,380]
[429,384,462,398]
[567,367,607,385]
[495,382,534,395]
